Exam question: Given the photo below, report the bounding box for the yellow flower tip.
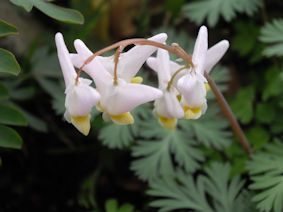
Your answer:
[110,112,134,125]
[183,106,202,120]
[71,115,91,136]
[205,83,211,91]
[158,116,177,130]
[131,76,143,84]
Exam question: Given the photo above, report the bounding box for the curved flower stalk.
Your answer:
[147,26,229,121]
[70,35,166,125]
[55,33,100,135]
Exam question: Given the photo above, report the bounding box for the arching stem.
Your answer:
[204,72,252,157]
[78,38,193,74]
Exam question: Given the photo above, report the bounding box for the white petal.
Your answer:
[55,33,76,87]
[65,82,100,116]
[177,74,206,107]
[192,26,208,74]
[205,40,229,73]
[155,49,171,89]
[118,33,168,81]
[104,83,162,115]
[155,91,184,118]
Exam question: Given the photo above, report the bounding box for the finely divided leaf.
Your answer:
[148,162,249,212]
[247,141,283,212]
[183,0,262,27]
[0,48,21,76]
[260,19,283,57]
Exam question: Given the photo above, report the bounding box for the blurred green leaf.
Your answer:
[0,104,27,126]
[0,124,23,149]
[0,48,21,76]
[255,103,276,124]
[230,86,255,124]
[10,0,33,12]
[10,0,84,24]
[105,199,134,212]
[32,0,84,24]
[246,126,270,150]
[105,199,119,212]
[262,66,283,100]
[182,0,262,27]
[232,21,260,57]
[0,83,9,100]
[0,19,18,38]
[260,19,283,57]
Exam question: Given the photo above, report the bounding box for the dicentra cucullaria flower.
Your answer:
[69,34,166,125]
[55,25,229,134]
[55,33,100,135]
[147,26,229,124]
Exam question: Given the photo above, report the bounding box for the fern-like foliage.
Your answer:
[259,19,283,57]
[131,117,205,181]
[182,0,262,27]
[148,162,250,212]
[182,103,232,149]
[247,140,283,212]
[131,103,231,181]
[98,105,150,149]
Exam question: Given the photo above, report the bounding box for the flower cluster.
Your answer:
[55,26,229,135]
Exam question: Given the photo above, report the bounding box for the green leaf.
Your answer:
[32,0,84,24]
[0,104,27,126]
[262,66,283,100]
[0,124,23,149]
[260,19,283,57]
[247,140,283,212]
[255,103,276,124]
[230,86,255,124]
[0,19,18,37]
[98,106,149,149]
[10,0,33,12]
[0,48,21,76]
[0,83,9,100]
[182,0,262,27]
[105,199,119,212]
[131,117,204,181]
[232,21,260,57]
[246,126,270,150]
[148,162,251,212]
[182,104,232,149]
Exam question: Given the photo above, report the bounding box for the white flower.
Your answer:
[70,34,167,125]
[147,26,229,120]
[146,48,184,129]
[55,33,100,135]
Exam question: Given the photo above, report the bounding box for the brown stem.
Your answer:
[204,72,252,157]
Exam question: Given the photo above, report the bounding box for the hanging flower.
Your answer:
[55,33,100,135]
[147,26,229,120]
[70,34,167,125]
[147,48,184,129]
